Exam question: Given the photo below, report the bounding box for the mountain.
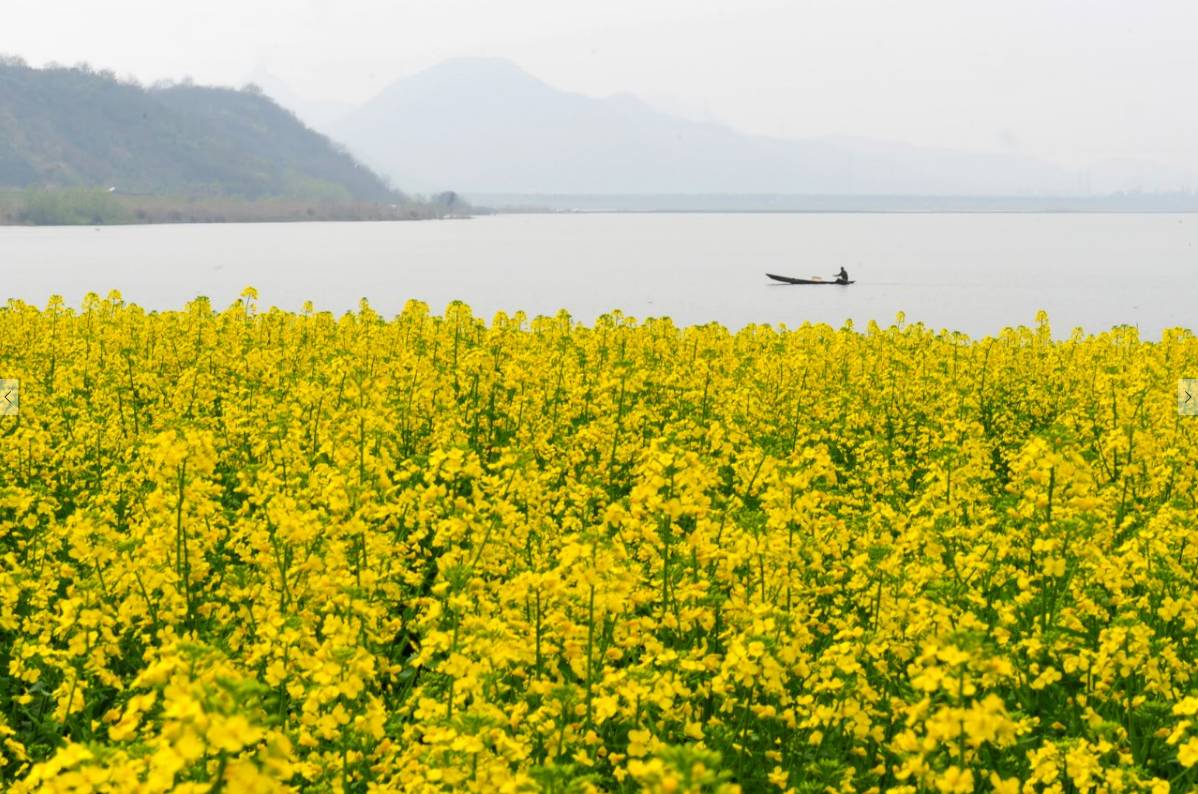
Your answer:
[0,58,397,201]
[333,57,1080,196]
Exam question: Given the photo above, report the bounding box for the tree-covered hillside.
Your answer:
[0,58,398,201]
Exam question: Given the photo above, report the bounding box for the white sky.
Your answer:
[4,0,1197,173]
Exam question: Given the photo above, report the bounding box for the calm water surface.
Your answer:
[1,213,1195,338]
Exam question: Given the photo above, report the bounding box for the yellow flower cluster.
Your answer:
[1,291,1197,793]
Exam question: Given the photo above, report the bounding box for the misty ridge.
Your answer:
[307,57,1196,199]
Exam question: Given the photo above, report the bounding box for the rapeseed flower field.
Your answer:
[2,290,1197,793]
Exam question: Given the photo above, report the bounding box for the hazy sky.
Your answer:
[5,1,1197,174]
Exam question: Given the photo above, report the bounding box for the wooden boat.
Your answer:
[766,273,855,285]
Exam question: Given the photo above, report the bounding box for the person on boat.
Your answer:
[834,267,849,284]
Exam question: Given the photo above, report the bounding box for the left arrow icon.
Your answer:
[0,379,16,416]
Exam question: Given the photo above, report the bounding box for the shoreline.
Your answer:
[472,192,1198,214]
[0,189,469,226]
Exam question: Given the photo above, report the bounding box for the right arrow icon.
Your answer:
[1181,379,1198,416]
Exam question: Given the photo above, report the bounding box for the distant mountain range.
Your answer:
[0,59,397,201]
[327,57,1098,197]
[3,55,1193,206]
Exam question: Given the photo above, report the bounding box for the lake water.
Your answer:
[1,213,1195,338]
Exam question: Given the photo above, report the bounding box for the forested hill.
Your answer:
[0,59,398,201]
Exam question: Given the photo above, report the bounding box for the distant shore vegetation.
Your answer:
[0,188,471,226]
